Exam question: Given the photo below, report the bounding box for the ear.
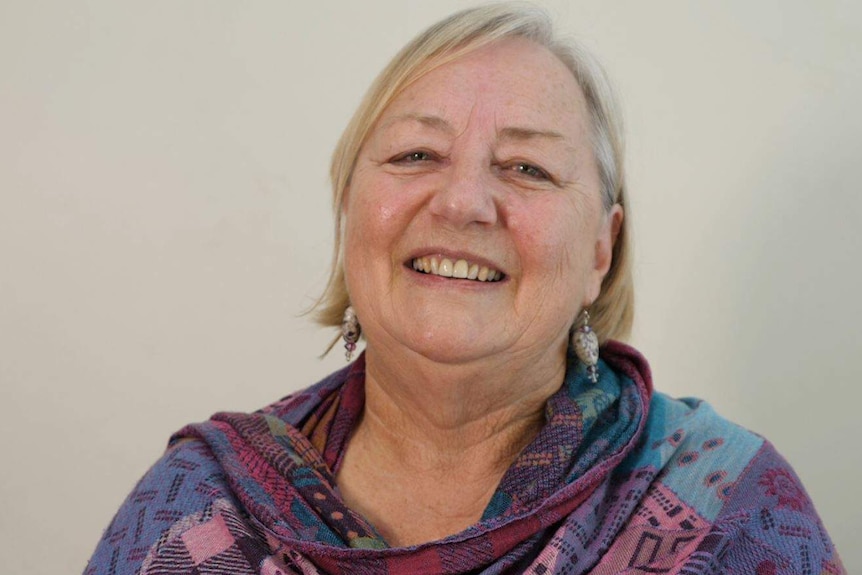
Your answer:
[586,203,624,304]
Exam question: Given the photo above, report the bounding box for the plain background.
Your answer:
[1,1,860,572]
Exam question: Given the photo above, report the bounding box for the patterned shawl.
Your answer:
[86,342,843,574]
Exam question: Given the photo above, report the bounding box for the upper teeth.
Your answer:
[411,257,503,281]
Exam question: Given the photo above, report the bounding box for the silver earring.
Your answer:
[573,309,599,383]
[342,306,361,361]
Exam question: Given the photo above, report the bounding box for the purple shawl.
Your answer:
[85,342,844,574]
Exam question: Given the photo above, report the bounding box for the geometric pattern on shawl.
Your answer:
[84,342,845,574]
[520,386,846,574]
[145,344,650,574]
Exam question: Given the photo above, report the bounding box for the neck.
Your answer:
[360,340,567,466]
[334,340,568,546]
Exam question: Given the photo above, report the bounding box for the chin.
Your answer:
[416,346,486,365]
[395,325,501,365]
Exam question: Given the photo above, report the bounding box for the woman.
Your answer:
[86,4,842,574]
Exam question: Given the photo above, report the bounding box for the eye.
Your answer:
[511,162,550,181]
[392,150,435,164]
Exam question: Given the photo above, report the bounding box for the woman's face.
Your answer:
[343,37,621,365]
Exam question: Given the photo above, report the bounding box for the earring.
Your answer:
[342,306,361,361]
[573,309,599,383]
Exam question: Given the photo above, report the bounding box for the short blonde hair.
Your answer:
[314,2,633,345]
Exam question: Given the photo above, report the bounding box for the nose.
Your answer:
[428,160,498,229]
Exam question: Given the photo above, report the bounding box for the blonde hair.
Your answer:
[313,2,633,345]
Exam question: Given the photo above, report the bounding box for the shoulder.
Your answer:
[615,393,765,522]
[714,440,845,573]
[630,393,844,573]
[85,438,237,575]
[85,361,362,574]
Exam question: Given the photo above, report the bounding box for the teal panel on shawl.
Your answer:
[620,392,764,521]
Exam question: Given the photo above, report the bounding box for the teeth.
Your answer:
[453,259,468,278]
[410,257,503,282]
[439,258,453,277]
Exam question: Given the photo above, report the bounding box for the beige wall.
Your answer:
[1,1,859,572]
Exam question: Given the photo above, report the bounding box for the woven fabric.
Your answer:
[85,342,844,574]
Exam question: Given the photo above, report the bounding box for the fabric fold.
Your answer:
[85,342,844,574]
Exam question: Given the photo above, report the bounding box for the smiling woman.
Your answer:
[333,37,624,543]
[342,37,621,372]
[83,4,844,575]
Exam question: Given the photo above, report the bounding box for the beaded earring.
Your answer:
[341,306,361,361]
[573,309,599,383]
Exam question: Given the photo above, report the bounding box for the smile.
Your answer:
[410,257,504,282]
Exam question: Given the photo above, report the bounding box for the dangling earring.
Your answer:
[342,306,361,361]
[573,309,599,383]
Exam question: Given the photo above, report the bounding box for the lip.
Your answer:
[405,266,508,287]
[403,249,508,285]
[404,248,506,276]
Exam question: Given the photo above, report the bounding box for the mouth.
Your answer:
[409,256,505,282]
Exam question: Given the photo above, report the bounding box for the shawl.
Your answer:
[85,342,844,574]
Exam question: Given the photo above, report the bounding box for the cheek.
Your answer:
[507,195,593,276]
[343,174,418,274]
[346,180,394,242]
[347,199,394,245]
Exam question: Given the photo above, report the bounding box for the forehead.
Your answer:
[378,37,589,139]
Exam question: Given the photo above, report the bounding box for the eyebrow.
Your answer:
[380,113,456,134]
[498,126,566,142]
[380,113,567,143]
